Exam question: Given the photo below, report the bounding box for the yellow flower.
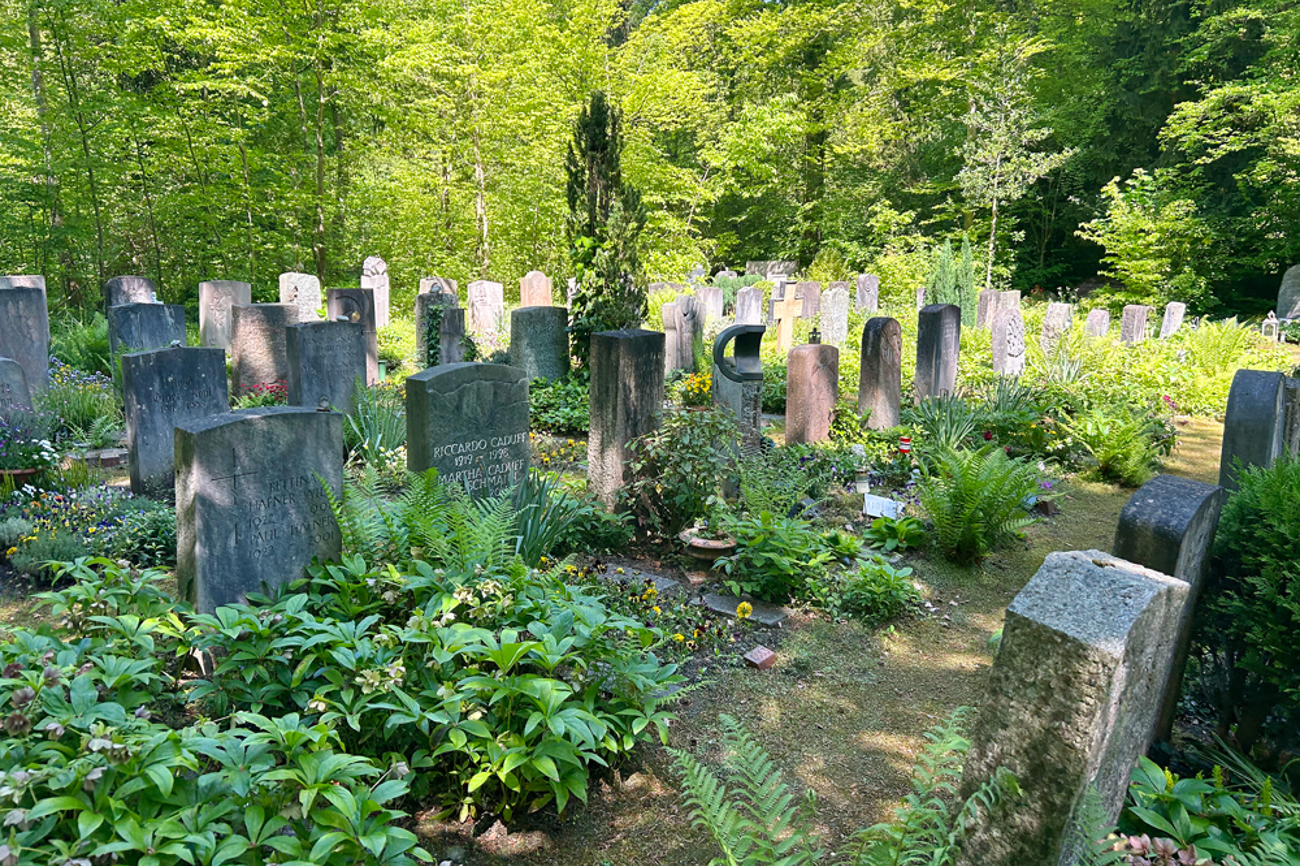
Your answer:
[673,633,685,642]
[736,602,753,620]
[5,547,15,557]
[652,606,661,615]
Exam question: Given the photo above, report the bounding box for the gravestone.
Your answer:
[1040,302,1073,355]
[406,363,529,498]
[286,321,366,413]
[991,304,1026,377]
[712,324,765,453]
[663,297,702,374]
[957,550,1190,866]
[589,330,665,508]
[717,269,738,280]
[695,285,724,320]
[0,276,50,392]
[326,288,379,385]
[419,275,459,298]
[414,292,466,369]
[1159,301,1187,338]
[1114,475,1228,740]
[745,260,796,280]
[121,346,228,498]
[821,284,850,346]
[976,289,999,329]
[855,274,879,312]
[735,286,764,325]
[279,272,322,322]
[797,281,822,318]
[688,264,707,285]
[104,275,158,310]
[176,407,344,614]
[1278,264,1300,319]
[510,307,569,382]
[108,303,186,356]
[361,256,390,328]
[858,317,902,430]
[915,304,961,402]
[1285,378,1300,458]
[468,280,505,333]
[1219,369,1287,490]
[1084,308,1111,337]
[786,344,838,445]
[772,291,803,354]
[231,304,296,396]
[1120,304,1151,345]
[0,358,32,416]
[198,280,252,350]
[519,271,553,308]
[916,284,927,310]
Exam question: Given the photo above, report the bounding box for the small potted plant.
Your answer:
[0,413,58,486]
[679,499,737,564]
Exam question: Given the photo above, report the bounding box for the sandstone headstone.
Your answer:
[0,358,32,416]
[1159,301,1187,338]
[519,271,553,308]
[1084,308,1111,337]
[735,286,764,325]
[855,274,879,312]
[176,407,343,614]
[1120,304,1151,345]
[1278,264,1300,319]
[414,292,465,369]
[279,272,322,321]
[0,276,49,391]
[858,317,902,430]
[797,281,822,318]
[786,343,838,445]
[326,288,379,385]
[821,284,850,346]
[663,297,702,374]
[976,288,999,328]
[958,550,1190,866]
[286,321,366,413]
[745,260,797,280]
[419,275,459,298]
[406,363,529,498]
[198,280,252,350]
[915,304,961,402]
[991,304,1026,376]
[712,324,765,453]
[510,307,569,382]
[1114,475,1228,740]
[122,346,228,498]
[104,275,158,310]
[1040,302,1073,355]
[361,255,390,328]
[231,304,296,396]
[108,303,186,356]
[772,292,803,354]
[589,330,665,508]
[1219,369,1287,490]
[695,285,724,320]
[468,280,505,334]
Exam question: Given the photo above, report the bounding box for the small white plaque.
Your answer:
[863,494,902,519]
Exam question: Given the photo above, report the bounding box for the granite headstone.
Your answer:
[198,280,252,350]
[915,304,961,402]
[519,271,554,308]
[821,284,850,346]
[104,275,158,311]
[858,317,902,430]
[695,285,724,320]
[279,272,322,322]
[797,281,822,318]
[0,275,50,391]
[855,274,879,312]
[1120,304,1151,345]
[1160,302,1187,338]
[510,307,569,382]
[1040,302,1073,355]
[286,321,366,413]
[414,292,466,368]
[326,288,379,385]
[1084,308,1111,337]
[589,330,665,508]
[735,286,764,325]
[1219,369,1287,490]
[0,358,32,416]
[231,304,296,396]
[468,280,505,334]
[361,256,390,328]
[991,304,1026,377]
[108,303,186,356]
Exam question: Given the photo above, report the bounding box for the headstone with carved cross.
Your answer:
[773,291,803,354]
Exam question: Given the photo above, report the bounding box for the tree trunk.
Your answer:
[130,127,165,295]
[50,12,105,286]
[26,2,77,304]
[313,66,327,278]
[472,123,490,277]
[985,153,1002,292]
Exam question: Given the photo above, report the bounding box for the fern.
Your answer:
[916,446,1038,565]
[1060,788,1128,866]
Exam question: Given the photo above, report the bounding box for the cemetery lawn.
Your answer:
[411,478,1149,864]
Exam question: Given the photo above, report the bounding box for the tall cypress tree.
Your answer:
[566,91,647,366]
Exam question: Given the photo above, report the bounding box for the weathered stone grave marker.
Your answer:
[326,288,379,385]
[735,286,764,325]
[976,288,999,329]
[406,363,529,498]
[414,292,466,369]
[510,307,569,382]
[991,304,1026,377]
[855,274,879,312]
[108,302,186,356]
[286,321,366,413]
[957,550,1190,866]
[176,407,343,613]
[1219,369,1288,490]
[122,346,228,498]
[519,271,553,308]
[231,304,296,396]
[797,280,821,318]
[858,317,902,429]
[0,275,50,391]
[589,330,665,508]
[419,275,459,298]
[821,284,850,346]
[0,358,32,416]
[1160,301,1187,338]
[663,296,702,374]
[786,343,838,445]
[1120,304,1151,345]
[695,285,724,320]
[468,280,505,334]
[199,280,252,350]
[279,272,322,322]
[915,304,961,402]
[1085,308,1111,337]
[361,256,390,328]
[1040,302,1073,355]
[1278,264,1300,320]
[104,275,157,310]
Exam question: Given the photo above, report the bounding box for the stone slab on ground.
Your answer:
[701,591,790,626]
[597,566,684,598]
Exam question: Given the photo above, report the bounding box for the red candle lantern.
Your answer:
[899,436,912,454]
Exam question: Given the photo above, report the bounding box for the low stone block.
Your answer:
[744,646,777,670]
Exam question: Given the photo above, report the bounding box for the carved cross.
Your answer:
[773,291,803,354]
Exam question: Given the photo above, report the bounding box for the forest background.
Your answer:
[1,0,1297,315]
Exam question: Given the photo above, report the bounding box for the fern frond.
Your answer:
[670,745,761,866]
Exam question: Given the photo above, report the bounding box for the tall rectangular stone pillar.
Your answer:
[588,330,665,508]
